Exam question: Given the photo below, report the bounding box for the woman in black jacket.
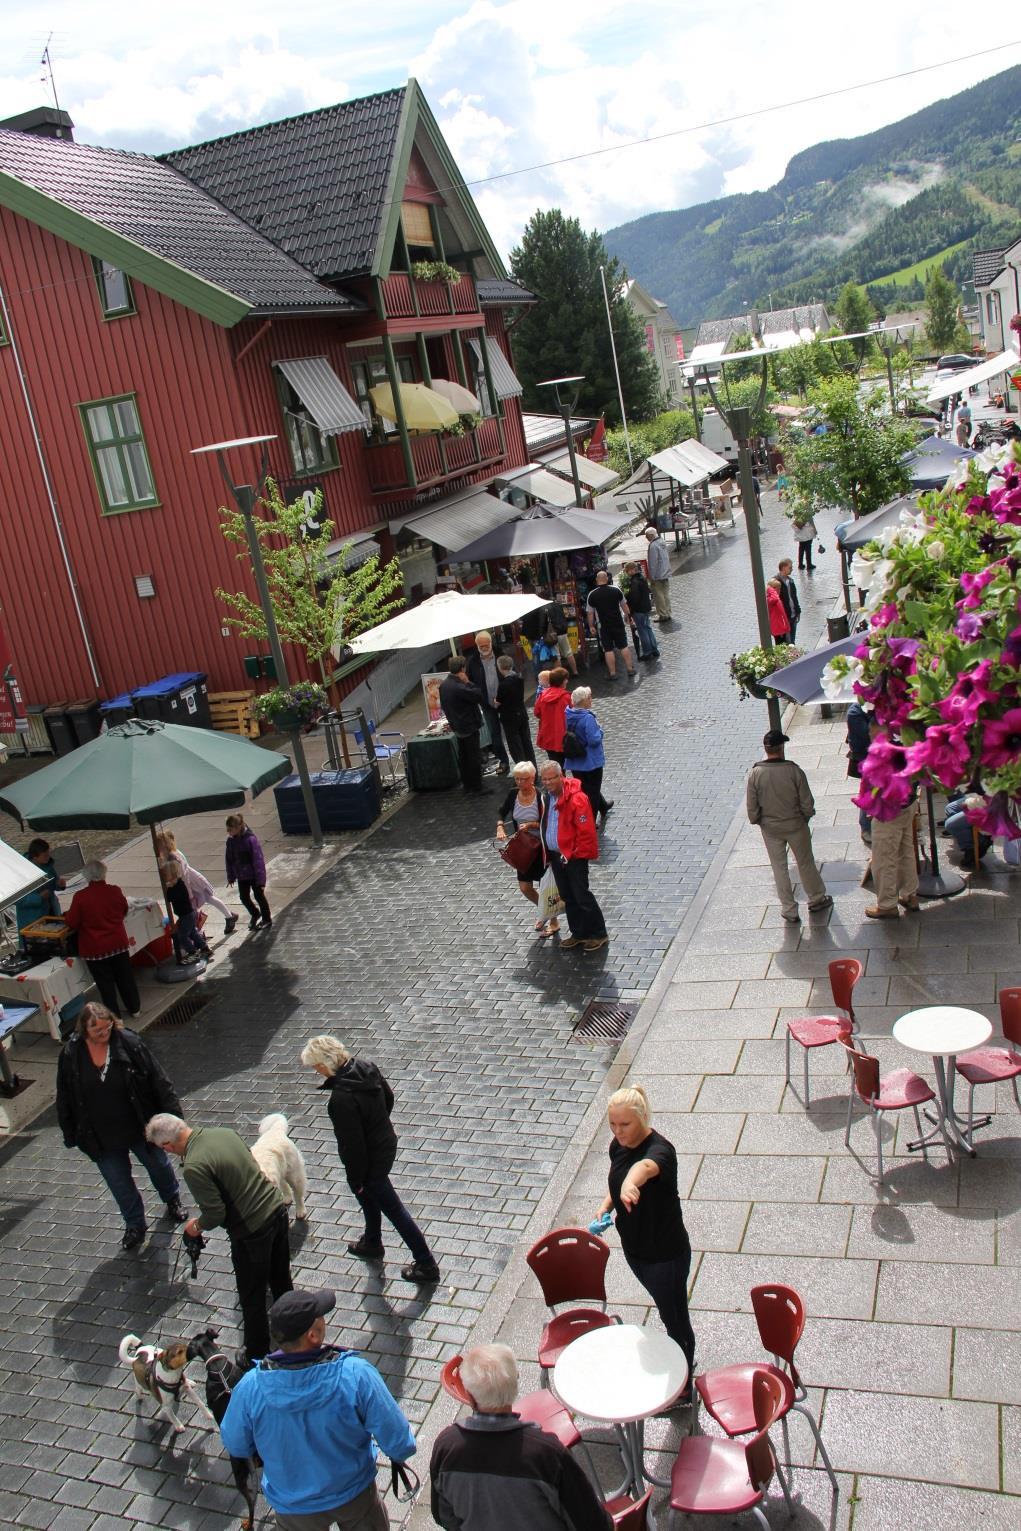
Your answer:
[301,1034,439,1284]
[55,1002,187,1250]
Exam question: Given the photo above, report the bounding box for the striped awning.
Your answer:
[274,357,365,435]
[547,454,620,490]
[467,336,524,399]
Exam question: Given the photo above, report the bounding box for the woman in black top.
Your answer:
[595,1084,696,1374]
[494,761,558,936]
[55,1002,187,1250]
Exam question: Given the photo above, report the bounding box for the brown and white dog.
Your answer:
[118,1333,215,1433]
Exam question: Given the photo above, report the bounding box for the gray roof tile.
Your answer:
[477,276,535,305]
[0,127,359,314]
[163,88,406,281]
[972,248,1006,287]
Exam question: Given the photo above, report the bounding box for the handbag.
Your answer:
[499,827,540,872]
[538,866,565,920]
[816,541,825,554]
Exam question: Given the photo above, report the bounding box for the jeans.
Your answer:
[355,1175,433,1264]
[93,1140,180,1230]
[632,611,659,657]
[797,542,814,569]
[173,909,206,959]
[550,856,607,940]
[481,704,508,766]
[85,951,140,1018]
[455,731,483,791]
[625,1245,696,1371]
[230,1206,293,1360]
[238,881,271,923]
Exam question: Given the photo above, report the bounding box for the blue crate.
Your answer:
[273,768,380,833]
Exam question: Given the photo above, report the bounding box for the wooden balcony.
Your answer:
[380,271,480,321]
[364,414,504,497]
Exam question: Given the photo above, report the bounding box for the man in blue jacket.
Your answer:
[220,1287,415,1529]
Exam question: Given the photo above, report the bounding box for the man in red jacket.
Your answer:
[538,762,608,951]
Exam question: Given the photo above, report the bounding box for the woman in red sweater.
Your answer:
[66,860,141,1019]
[533,666,571,765]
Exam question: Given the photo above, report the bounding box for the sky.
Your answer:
[3,2,1018,258]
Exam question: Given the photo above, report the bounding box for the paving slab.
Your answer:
[690,1252,878,1320]
[741,1202,852,1258]
[850,1475,1020,1529]
[819,1388,999,1486]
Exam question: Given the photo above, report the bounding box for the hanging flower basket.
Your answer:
[729,644,804,702]
[252,682,327,731]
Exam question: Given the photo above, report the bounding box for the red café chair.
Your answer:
[440,1355,600,1484]
[842,1041,944,1183]
[670,1370,795,1529]
[525,1227,619,1384]
[785,957,862,1108]
[955,986,1021,1137]
[693,1285,838,1501]
[605,1489,653,1528]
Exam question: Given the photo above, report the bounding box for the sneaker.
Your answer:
[164,1198,188,1224]
[260,919,272,930]
[807,896,833,913]
[583,935,609,952]
[248,916,262,931]
[599,801,614,821]
[560,936,583,950]
[401,1260,440,1284]
[865,905,900,920]
[348,1237,385,1259]
[224,914,239,935]
[121,1226,146,1252]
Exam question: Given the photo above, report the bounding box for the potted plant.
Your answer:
[410,259,462,286]
[445,410,482,439]
[252,681,327,732]
[729,644,803,701]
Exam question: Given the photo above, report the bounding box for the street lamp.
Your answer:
[191,435,324,848]
[537,376,586,507]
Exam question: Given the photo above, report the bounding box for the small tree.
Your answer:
[835,282,876,364]
[782,375,915,520]
[925,265,961,353]
[710,372,776,438]
[216,479,406,695]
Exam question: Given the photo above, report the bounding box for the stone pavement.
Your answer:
[0,492,859,1531]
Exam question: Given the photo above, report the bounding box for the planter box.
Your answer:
[273,768,380,834]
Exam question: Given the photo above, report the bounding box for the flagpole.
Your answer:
[600,264,633,474]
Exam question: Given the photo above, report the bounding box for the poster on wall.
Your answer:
[421,672,447,723]
[0,612,28,733]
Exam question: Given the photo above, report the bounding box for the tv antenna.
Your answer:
[40,34,62,113]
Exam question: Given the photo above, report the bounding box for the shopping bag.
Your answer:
[538,867,565,920]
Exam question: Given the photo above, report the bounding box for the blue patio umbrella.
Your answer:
[764,634,864,706]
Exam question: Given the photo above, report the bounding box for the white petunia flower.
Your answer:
[926,539,945,561]
[821,658,864,701]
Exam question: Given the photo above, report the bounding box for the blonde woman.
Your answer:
[300,1035,439,1285]
[495,761,558,937]
[156,830,237,935]
[593,1085,696,1378]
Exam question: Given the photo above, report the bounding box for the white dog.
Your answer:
[250,1113,308,1220]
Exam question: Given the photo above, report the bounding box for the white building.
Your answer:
[623,279,683,405]
[973,240,1021,355]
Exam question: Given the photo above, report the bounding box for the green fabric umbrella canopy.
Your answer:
[0,719,291,830]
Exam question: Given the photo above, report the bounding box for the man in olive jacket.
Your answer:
[746,730,832,924]
[146,1114,292,1364]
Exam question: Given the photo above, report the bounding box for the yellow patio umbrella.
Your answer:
[368,382,458,433]
[429,378,481,413]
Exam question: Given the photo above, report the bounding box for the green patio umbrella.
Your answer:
[0,718,290,830]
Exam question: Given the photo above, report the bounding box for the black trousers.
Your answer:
[797,542,814,569]
[237,880,271,923]
[625,1243,696,1371]
[230,1206,293,1360]
[85,951,140,1018]
[482,704,509,766]
[574,767,609,816]
[550,856,606,940]
[501,712,535,767]
[455,730,483,791]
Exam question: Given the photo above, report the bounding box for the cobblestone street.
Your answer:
[0,500,842,1530]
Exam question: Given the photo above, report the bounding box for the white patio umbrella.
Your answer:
[340,590,550,657]
[429,379,481,413]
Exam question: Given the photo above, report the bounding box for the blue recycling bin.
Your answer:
[131,671,211,729]
[99,692,135,728]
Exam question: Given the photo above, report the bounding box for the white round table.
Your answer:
[553,1323,688,1501]
[893,1006,993,1154]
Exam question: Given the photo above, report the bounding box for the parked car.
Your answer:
[936,353,975,372]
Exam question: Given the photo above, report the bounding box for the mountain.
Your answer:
[603,65,1021,325]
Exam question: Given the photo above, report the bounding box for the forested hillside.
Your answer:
[604,65,1021,323]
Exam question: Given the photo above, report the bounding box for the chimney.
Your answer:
[0,107,75,141]
[748,308,762,342]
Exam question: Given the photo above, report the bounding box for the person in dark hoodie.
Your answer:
[300,1035,439,1284]
[495,654,535,766]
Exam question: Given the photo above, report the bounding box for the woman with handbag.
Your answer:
[494,762,559,937]
[793,514,819,571]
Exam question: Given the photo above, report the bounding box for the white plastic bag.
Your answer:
[538,867,565,920]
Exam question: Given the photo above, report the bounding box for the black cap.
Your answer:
[763,730,790,750]
[268,1288,335,1341]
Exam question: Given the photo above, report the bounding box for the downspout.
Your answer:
[0,279,102,689]
[234,319,273,366]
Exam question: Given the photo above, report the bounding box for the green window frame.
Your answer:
[351,355,416,435]
[78,393,159,514]
[275,371,340,475]
[91,257,135,319]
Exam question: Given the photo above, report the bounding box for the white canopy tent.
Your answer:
[340,590,550,657]
[0,838,47,915]
[647,445,706,488]
[926,349,1020,404]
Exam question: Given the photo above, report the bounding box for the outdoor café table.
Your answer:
[893,1005,993,1154]
[552,1322,688,1503]
[0,1003,39,1093]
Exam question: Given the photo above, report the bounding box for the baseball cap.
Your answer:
[763,730,790,750]
[269,1288,336,1341]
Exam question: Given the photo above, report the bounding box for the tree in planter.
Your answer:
[509,209,661,424]
[781,375,915,521]
[925,264,962,353]
[216,479,406,712]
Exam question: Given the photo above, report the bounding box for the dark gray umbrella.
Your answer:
[835,494,922,553]
[765,634,864,705]
[902,434,975,491]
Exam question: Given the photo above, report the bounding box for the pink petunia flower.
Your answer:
[937,661,997,727]
[980,707,1021,770]
[955,612,985,642]
[966,791,1021,841]
[959,568,998,610]
[902,725,972,790]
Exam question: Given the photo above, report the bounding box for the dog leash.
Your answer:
[385,1459,420,1504]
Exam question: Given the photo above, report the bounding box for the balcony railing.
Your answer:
[364,413,504,495]
[380,271,480,320]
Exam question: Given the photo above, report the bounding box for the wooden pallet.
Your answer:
[209,690,259,738]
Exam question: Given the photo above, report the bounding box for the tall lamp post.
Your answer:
[537,376,586,507]
[191,435,324,849]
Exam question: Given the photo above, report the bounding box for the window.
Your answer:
[276,372,339,474]
[467,342,495,417]
[986,292,998,324]
[400,200,435,259]
[79,394,158,513]
[350,355,416,434]
[92,257,135,318]
[0,306,7,346]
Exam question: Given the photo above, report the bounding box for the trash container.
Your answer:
[65,698,102,745]
[274,769,380,834]
[827,615,850,644]
[131,672,211,729]
[42,703,75,757]
[99,693,136,728]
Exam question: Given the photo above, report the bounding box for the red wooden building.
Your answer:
[0,84,535,712]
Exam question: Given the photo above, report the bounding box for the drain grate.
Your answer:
[151,991,212,1028]
[572,998,639,1044]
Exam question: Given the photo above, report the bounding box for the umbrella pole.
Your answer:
[916,786,966,899]
[840,549,852,614]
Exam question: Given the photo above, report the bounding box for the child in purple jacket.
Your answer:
[224,814,271,930]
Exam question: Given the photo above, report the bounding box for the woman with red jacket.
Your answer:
[538,760,608,952]
[66,860,141,1018]
[766,578,791,641]
[533,666,571,764]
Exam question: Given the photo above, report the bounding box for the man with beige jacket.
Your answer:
[746,730,833,923]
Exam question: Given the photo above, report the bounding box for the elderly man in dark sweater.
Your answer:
[431,1344,611,1531]
[439,656,490,795]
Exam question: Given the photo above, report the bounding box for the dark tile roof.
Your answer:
[972,248,1006,287]
[695,315,755,346]
[477,276,536,306]
[162,88,406,281]
[761,303,830,335]
[0,127,360,314]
